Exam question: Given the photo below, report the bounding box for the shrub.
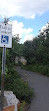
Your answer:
[0,74,1,87]
[12,78,33,103]
[5,67,34,103]
[38,65,49,76]
[18,101,26,111]
[24,64,49,76]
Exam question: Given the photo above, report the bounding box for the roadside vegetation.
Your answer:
[21,64,49,76]
[0,36,34,107]
[4,64,33,103]
[21,23,49,76]
[0,22,49,110]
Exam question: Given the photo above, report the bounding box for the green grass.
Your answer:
[4,66,34,103]
[21,64,49,76]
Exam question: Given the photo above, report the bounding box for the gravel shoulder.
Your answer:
[16,67,49,111]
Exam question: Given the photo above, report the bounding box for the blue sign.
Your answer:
[1,35,9,44]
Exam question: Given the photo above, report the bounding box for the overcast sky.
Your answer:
[0,0,49,43]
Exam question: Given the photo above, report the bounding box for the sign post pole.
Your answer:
[1,18,8,111]
[1,47,5,111]
[1,18,7,111]
[0,18,12,111]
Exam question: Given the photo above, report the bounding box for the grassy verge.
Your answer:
[21,64,49,76]
[0,63,34,110]
[18,101,30,111]
[3,64,34,103]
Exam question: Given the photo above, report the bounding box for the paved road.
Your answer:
[16,67,49,111]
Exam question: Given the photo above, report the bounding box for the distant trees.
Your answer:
[7,35,21,63]
[6,22,49,66]
[0,22,49,76]
[22,23,49,65]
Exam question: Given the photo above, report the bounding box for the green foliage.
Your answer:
[22,23,49,65]
[0,36,34,103]
[0,74,1,87]
[24,64,49,76]
[12,79,33,102]
[5,67,34,103]
[0,24,49,105]
[38,65,49,75]
[18,101,26,111]
[21,23,49,76]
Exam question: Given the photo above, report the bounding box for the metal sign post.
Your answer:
[0,18,12,111]
[1,47,6,111]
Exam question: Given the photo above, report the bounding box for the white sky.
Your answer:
[0,0,49,18]
[0,0,49,42]
[12,20,34,43]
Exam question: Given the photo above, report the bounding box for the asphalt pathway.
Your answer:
[16,67,49,111]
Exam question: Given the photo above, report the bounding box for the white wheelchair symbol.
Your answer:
[1,35,9,44]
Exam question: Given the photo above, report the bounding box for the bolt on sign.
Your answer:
[0,22,12,48]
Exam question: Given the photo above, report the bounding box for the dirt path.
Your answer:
[16,67,49,111]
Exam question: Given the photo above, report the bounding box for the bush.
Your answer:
[12,79,33,103]
[38,65,49,76]
[5,68,20,90]
[0,74,1,87]
[23,64,49,76]
[18,101,26,111]
[5,67,34,103]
